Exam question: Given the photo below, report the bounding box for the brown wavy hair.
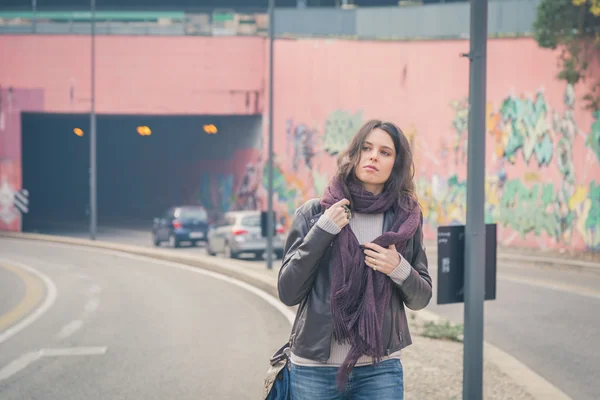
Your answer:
[336,119,418,211]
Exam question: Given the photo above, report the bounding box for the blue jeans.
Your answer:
[289,359,404,400]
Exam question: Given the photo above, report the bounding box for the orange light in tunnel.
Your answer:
[137,126,152,136]
[203,124,218,134]
[73,128,84,137]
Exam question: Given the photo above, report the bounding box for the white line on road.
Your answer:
[0,238,576,400]
[0,347,107,382]
[84,298,100,314]
[165,261,296,325]
[56,320,83,340]
[75,273,93,281]
[0,259,58,345]
[0,352,40,381]
[3,240,297,326]
[88,284,102,295]
[39,347,107,357]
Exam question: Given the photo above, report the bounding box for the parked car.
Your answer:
[206,210,286,259]
[152,206,209,248]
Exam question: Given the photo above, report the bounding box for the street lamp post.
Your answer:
[90,0,97,240]
[266,0,275,270]
[463,0,488,398]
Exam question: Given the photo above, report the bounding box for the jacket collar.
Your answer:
[383,208,395,232]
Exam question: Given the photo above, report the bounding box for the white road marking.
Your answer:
[0,259,58,345]
[56,320,83,340]
[39,347,107,356]
[3,240,296,325]
[0,238,575,400]
[0,347,107,381]
[0,352,41,381]
[75,273,93,281]
[88,284,102,295]
[101,252,296,325]
[84,298,100,314]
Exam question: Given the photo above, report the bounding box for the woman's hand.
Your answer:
[363,243,400,275]
[323,198,351,229]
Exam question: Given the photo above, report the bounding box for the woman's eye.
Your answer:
[381,151,390,156]
[362,146,370,151]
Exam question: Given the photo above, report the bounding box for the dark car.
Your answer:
[152,206,209,248]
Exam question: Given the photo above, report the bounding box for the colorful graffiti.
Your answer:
[264,110,366,226]
[0,160,22,231]
[196,172,234,217]
[286,119,317,172]
[450,98,469,166]
[417,84,600,250]
[587,111,600,162]
[322,110,364,156]
[269,84,599,250]
[488,89,554,167]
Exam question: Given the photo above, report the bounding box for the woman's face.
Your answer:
[354,128,396,195]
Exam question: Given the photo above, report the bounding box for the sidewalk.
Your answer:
[0,231,578,399]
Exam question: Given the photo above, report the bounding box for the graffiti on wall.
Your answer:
[263,110,364,226]
[323,110,364,156]
[197,172,234,216]
[0,160,22,230]
[450,98,469,166]
[286,119,316,172]
[587,111,600,162]
[264,85,598,250]
[418,84,600,250]
[488,89,555,167]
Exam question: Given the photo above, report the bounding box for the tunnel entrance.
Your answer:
[21,112,262,233]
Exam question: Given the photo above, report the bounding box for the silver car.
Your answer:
[206,211,286,259]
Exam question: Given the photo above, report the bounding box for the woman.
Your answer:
[278,119,432,399]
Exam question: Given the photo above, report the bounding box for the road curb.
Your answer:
[0,231,572,400]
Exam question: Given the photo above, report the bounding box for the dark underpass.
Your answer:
[21,112,262,232]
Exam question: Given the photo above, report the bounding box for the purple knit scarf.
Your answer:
[320,177,421,390]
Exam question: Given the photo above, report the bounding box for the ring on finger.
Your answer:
[342,205,352,220]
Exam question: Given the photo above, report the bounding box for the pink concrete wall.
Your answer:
[1,34,598,250]
[267,38,600,251]
[0,35,265,115]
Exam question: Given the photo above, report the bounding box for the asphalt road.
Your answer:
[0,238,291,400]
[426,255,600,400]
[0,266,24,318]
[21,223,600,399]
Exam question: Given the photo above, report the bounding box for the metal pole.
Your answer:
[32,0,37,33]
[463,0,488,398]
[266,0,275,270]
[90,0,97,240]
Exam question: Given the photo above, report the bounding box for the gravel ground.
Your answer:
[402,323,535,400]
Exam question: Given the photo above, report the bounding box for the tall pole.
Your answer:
[90,0,97,240]
[32,0,37,33]
[463,0,488,398]
[266,0,275,270]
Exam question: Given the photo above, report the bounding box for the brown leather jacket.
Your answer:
[277,198,432,362]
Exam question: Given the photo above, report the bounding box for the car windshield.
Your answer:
[177,208,208,221]
[241,215,260,227]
